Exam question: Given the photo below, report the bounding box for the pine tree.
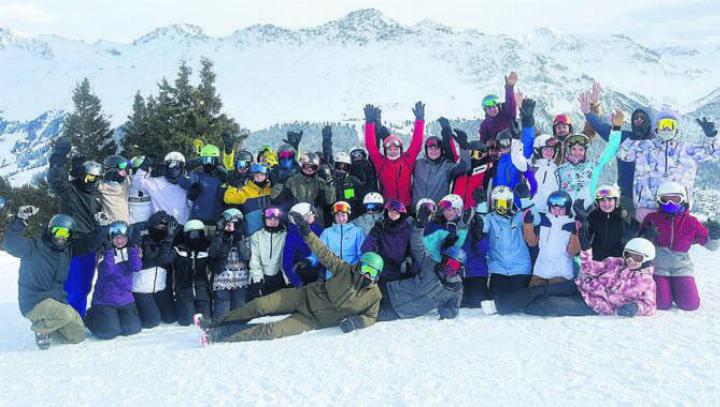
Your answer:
[62,78,116,161]
[121,91,148,158]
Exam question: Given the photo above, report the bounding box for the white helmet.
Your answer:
[624,238,656,262]
[333,151,352,165]
[363,192,384,205]
[416,198,436,214]
[595,184,621,201]
[533,134,555,150]
[491,185,515,215]
[164,151,186,163]
[439,194,464,212]
[656,181,687,203]
[290,202,314,218]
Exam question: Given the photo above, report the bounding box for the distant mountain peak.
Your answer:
[133,23,207,45]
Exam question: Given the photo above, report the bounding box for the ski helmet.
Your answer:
[546,190,572,214]
[482,94,500,110]
[130,156,146,170]
[47,214,76,249]
[655,108,680,142]
[363,192,384,213]
[164,151,186,164]
[108,221,130,244]
[290,202,314,218]
[332,200,352,215]
[277,144,296,157]
[533,134,559,159]
[235,150,254,170]
[183,219,206,240]
[350,146,368,162]
[416,198,437,214]
[656,181,687,214]
[200,144,220,166]
[384,199,407,214]
[491,185,514,215]
[80,161,103,184]
[595,184,621,201]
[333,151,352,166]
[103,155,129,171]
[439,194,464,213]
[359,251,384,281]
[250,163,269,175]
[552,114,574,138]
[623,238,656,263]
[383,134,403,151]
[220,208,243,224]
[299,152,320,168]
[440,246,467,280]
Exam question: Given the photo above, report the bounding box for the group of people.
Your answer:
[6,72,720,350]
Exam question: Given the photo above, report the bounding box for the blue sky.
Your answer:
[1,0,718,46]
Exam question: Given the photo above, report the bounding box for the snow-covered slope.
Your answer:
[1,246,719,404]
[1,8,719,185]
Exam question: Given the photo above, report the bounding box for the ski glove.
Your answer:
[364,104,377,123]
[640,221,659,243]
[187,183,202,201]
[617,303,638,317]
[412,101,425,121]
[94,211,112,226]
[284,130,303,151]
[293,259,312,274]
[704,219,720,240]
[339,315,363,333]
[441,233,459,250]
[289,211,311,236]
[53,136,72,157]
[470,213,485,242]
[519,98,536,128]
[438,117,451,132]
[164,217,179,243]
[573,199,593,222]
[322,125,332,143]
[453,128,469,150]
[578,222,592,251]
[696,117,717,138]
[415,205,433,228]
[222,131,234,153]
[17,205,39,220]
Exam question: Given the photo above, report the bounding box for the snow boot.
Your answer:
[35,332,51,350]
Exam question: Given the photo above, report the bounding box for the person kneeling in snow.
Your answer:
[3,206,86,349]
[481,229,657,318]
[195,210,382,344]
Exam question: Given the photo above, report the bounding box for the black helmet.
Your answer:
[47,214,76,249]
[103,155,129,170]
[81,161,103,177]
[236,150,254,170]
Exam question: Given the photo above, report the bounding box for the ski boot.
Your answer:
[35,332,51,350]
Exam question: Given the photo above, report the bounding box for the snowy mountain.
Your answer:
[1,8,719,185]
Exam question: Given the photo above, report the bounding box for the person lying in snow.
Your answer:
[193,210,382,345]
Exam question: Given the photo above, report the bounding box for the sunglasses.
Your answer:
[623,250,645,263]
[657,118,677,131]
[360,264,380,280]
[333,202,351,214]
[264,208,282,219]
[51,226,71,239]
[84,174,98,183]
[659,195,683,204]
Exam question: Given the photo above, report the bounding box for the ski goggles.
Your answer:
[360,264,380,280]
[250,164,269,174]
[50,226,71,239]
[548,195,570,208]
[278,151,295,160]
[658,194,684,204]
[384,199,407,213]
[83,174,98,184]
[200,156,218,165]
[235,160,250,169]
[425,139,441,149]
[383,139,402,148]
[185,229,205,240]
[364,203,381,212]
[565,134,590,147]
[263,208,282,219]
[438,200,454,210]
[494,198,512,214]
[483,98,499,108]
[332,202,351,215]
[542,138,559,148]
[470,150,485,160]
[443,257,463,276]
[116,161,129,170]
[657,118,678,131]
[335,162,350,172]
[301,163,319,171]
[595,188,619,200]
[350,150,366,161]
[419,201,437,213]
[623,250,645,263]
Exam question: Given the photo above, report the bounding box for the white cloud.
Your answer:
[0,3,54,24]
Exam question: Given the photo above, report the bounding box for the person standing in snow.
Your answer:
[349,145,379,204]
[422,194,471,263]
[3,207,86,349]
[172,219,212,326]
[307,201,366,278]
[224,163,273,237]
[364,102,425,209]
[479,71,519,143]
[322,125,365,217]
[209,209,251,320]
[572,185,630,261]
[271,152,335,225]
[177,144,227,226]
[97,154,132,223]
[128,156,155,224]
[132,151,192,225]
[195,211,382,344]
[247,207,287,300]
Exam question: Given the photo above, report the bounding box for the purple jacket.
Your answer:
[361,217,413,282]
[92,247,143,307]
[642,210,708,253]
[479,84,517,143]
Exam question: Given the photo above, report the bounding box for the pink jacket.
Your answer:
[365,121,424,208]
[575,249,656,316]
[642,210,708,253]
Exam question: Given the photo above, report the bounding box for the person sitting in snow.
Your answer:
[193,210,382,345]
[3,206,86,349]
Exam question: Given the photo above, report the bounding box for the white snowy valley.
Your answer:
[1,246,719,405]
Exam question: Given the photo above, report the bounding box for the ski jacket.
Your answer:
[172,237,211,292]
[642,210,708,254]
[617,137,720,210]
[423,217,469,263]
[93,247,142,307]
[463,232,489,278]
[249,227,287,284]
[177,169,225,223]
[97,178,131,223]
[384,225,463,320]
[530,159,559,213]
[365,120,425,208]
[350,159,379,201]
[412,151,470,209]
[209,230,251,290]
[332,172,364,214]
[452,162,491,209]
[128,172,154,224]
[525,213,580,280]
[483,211,532,276]
[3,218,73,316]
[133,169,191,224]
[479,84,517,143]
[353,212,383,236]
[281,223,324,288]
[361,218,413,283]
[224,180,273,237]
[587,208,626,261]
[272,173,335,225]
[576,249,656,316]
[309,223,366,274]
[132,233,175,294]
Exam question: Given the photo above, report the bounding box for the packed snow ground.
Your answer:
[1,247,719,406]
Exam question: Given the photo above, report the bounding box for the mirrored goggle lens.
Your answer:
[553,115,570,126]
[623,250,645,263]
[495,199,511,210]
[566,135,588,146]
[384,139,402,148]
[425,140,441,149]
[333,202,351,214]
[483,99,498,108]
[51,226,71,239]
[470,150,485,160]
[657,118,677,131]
[548,196,569,207]
[385,200,405,213]
[444,257,462,273]
[360,264,379,280]
[659,195,683,204]
[596,188,614,199]
[264,208,282,218]
[201,156,217,165]
[117,161,129,170]
[278,151,295,160]
[236,160,250,169]
[84,174,98,183]
[439,200,453,210]
[364,203,381,212]
[421,202,437,212]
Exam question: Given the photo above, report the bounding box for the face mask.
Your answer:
[203,164,215,174]
[104,169,126,183]
[660,201,684,215]
[657,130,676,142]
[165,166,182,180]
[149,227,167,242]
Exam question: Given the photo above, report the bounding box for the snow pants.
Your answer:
[64,252,97,318]
[215,288,322,342]
[495,280,596,317]
[85,303,142,340]
[175,286,212,326]
[654,275,700,311]
[489,274,531,298]
[461,277,490,308]
[25,298,86,344]
[133,289,177,328]
[212,287,248,321]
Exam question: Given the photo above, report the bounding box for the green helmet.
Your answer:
[359,251,384,281]
[200,144,220,157]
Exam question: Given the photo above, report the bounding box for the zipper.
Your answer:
[191,251,197,298]
[340,225,344,260]
[396,162,402,201]
[603,213,609,249]
[664,142,669,176]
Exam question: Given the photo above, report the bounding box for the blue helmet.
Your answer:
[547,190,572,213]
[250,163,269,175]
[441,246,467,264]
[108,220,130,239]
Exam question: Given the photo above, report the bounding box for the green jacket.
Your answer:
[272,173,335,224]
[301,232,381,328]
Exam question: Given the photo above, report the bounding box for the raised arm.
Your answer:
[363,105,383,168]
[590,113,624,196]
[405,101,426,161]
